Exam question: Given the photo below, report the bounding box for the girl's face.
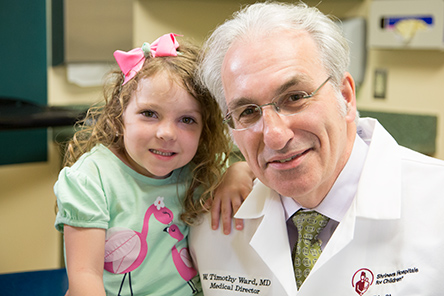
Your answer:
[120,72,203,179]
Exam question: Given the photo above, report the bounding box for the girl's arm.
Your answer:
[211,161,255,235]
[64,225,106,296]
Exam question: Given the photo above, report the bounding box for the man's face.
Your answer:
[221,30,357,208]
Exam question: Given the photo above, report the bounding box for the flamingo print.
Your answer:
[104,197,173,296]
[164,224,198,294]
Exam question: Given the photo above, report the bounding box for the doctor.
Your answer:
[190,2,444,295]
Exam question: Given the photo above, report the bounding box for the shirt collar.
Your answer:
[282,135,369,222]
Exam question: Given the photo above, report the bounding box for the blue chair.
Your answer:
[0,268,68,296]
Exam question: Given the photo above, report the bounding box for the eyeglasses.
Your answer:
[224,76,331,130]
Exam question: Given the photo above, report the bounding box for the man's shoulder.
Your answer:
[400,145,444,167]
[397,146,444,183]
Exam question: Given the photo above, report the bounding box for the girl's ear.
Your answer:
[341,72,357,123]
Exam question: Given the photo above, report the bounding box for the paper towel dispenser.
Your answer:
[369,0,444,50]
[62,0,133,86]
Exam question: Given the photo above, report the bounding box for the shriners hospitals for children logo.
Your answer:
[352,268,374,295]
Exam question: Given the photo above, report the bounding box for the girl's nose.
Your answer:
[156,121,177,141]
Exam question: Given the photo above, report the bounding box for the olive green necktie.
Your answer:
[292,210,330,289]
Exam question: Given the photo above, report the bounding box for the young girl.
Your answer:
[54,33,251,296]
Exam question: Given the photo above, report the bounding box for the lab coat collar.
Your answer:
[354,118,401,220]
[235,181,298,296]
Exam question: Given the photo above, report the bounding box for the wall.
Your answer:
[2,0,443,274]
[47,0,444,158]
[0,143,63,273]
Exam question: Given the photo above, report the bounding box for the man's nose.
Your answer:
[260,107,294,151]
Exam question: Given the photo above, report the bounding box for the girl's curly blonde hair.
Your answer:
[63,39,232,225]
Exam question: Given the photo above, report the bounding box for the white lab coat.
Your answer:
[189,118,444,295]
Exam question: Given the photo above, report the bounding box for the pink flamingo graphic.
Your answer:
[104,197,173,296]
[164,224,198,294]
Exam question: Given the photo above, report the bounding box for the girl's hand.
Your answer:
[210,161,255,235]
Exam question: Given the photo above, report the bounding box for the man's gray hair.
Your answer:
[198,2,351,115]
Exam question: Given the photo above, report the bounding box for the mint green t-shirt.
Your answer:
[55,144,201,296]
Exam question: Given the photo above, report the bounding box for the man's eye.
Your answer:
[239,105,259,118]
[287,91,306,102]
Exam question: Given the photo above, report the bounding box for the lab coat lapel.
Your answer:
[310,197,357,276]
[235,181,298,296]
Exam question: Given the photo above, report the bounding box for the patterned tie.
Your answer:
[292,210,330,289]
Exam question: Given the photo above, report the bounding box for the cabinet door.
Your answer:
[0,1,48,165]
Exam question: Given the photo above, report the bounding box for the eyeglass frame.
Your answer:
[223,76,332,131]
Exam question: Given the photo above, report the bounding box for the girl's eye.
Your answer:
[181,117,196,125]
[141,110,157,118]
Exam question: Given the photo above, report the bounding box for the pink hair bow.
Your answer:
[114,33,181,85]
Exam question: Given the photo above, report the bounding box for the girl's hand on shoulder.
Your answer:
[210,161,255,235]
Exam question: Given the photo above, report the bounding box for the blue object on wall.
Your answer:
[0,0,48,165]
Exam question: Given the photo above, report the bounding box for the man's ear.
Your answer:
[341,72,357,123]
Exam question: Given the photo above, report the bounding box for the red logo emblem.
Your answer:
[352,268,374,295]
